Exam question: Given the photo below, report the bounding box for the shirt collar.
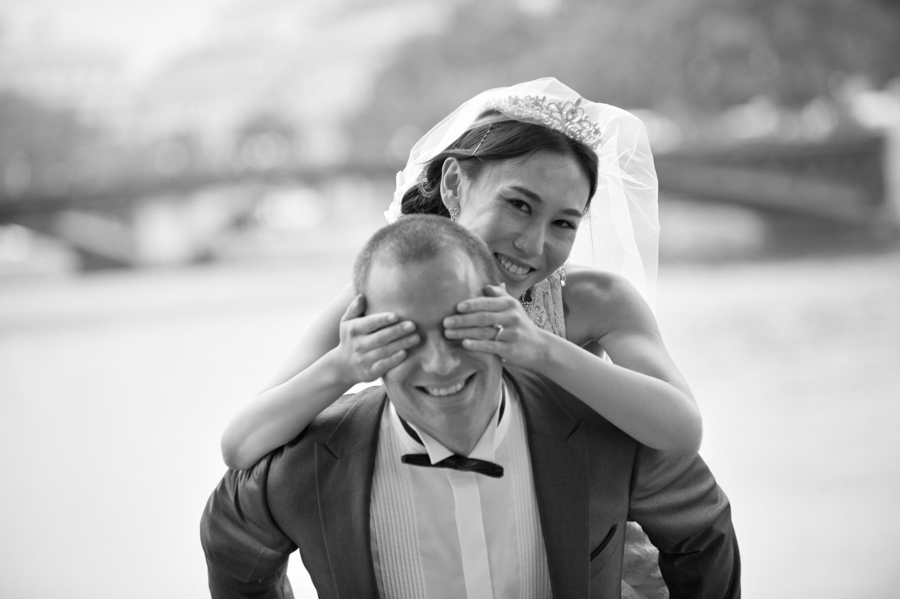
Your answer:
[389,384,508,464]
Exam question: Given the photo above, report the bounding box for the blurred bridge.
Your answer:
[1,133,896,269]
[654,134,891,227]
[0,167,379,269]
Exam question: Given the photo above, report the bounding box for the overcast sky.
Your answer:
[0,0,236,73]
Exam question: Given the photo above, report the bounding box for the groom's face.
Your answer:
[364,250,503,440]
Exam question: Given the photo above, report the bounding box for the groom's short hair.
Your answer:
[353,215,500,294]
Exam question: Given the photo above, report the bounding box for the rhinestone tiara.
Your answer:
[486,95,602,150]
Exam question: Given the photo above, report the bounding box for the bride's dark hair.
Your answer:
[400,111,599,218]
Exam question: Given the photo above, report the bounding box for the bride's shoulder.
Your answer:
[562,265,653,339]
[564,265,642,309]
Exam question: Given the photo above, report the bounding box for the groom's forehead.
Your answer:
[365,252,484,316]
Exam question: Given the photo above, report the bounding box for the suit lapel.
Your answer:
[315,387,387,599]
[510,369,591,599]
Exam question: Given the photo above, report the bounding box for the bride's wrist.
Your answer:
[516,327,555,372]
[320,347,358,389]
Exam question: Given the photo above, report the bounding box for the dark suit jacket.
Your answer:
[201,367,740,598]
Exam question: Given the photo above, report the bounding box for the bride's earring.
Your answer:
[448,205,460,221]
[556,264,566,287]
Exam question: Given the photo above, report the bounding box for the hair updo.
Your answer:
[399,111,600,218]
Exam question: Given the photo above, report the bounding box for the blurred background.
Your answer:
[1,0,899,597]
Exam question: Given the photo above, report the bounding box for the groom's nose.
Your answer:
[419,333,460,376]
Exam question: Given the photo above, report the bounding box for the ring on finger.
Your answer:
[493,323,504,341]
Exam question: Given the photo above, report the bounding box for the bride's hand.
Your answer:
[443,284,546,368]
[334,295,419,384]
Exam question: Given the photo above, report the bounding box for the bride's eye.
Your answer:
[555,219,577,230]
[506,198,530,214]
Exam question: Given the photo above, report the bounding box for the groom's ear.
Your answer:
[440,158,462,210]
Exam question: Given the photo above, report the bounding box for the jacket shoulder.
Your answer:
[264,385,386,533]
[263,387,387,476]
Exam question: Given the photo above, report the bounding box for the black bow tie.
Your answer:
[401,453,504,478]
[398,392,505,479]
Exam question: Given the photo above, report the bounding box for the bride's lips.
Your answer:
[495,253,536,281]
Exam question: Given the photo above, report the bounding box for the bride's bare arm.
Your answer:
[221,284,419,470]
[445,267,701,455]
[561,267,701,454]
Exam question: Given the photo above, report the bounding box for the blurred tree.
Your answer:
[0,91,101,195]
[149,132,202,177]
[346,0,900,165]
[0,92,184,197]
[344,0,546,166]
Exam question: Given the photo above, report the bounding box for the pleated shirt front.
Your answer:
[370,382,552,599]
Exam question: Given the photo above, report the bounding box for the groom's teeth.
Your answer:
[424,380,466,396]
[497,255,532,277]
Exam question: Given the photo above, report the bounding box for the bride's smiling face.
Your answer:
[450,150,591,299]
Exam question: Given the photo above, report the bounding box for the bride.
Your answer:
[222,78,698,599]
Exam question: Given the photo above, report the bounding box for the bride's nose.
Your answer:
[513,225,545,257]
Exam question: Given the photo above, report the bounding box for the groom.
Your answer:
[201,215,740,598]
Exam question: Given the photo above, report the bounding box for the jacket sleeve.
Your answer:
[628,447,741,599]
[200,453,298,599]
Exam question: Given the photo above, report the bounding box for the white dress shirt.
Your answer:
[370,382,552,599]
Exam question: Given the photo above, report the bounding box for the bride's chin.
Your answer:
[505,276,537,300]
